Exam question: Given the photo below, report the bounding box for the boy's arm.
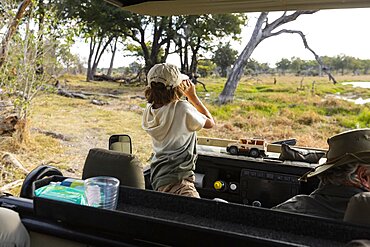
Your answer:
[181,80,215,129]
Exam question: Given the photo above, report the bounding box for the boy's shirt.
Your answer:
[142,100,207,190]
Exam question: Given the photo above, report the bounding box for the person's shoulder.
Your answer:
[175,100,193,109]
[176,99,190,106]
[272,194,311,210]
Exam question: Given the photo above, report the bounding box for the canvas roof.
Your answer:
[104,0,370,16]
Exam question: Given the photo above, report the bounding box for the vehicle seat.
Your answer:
[82,148,145,189]
[343,192,370,226]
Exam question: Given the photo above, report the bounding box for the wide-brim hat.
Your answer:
[301,128,370,180]
[147,63,189,88]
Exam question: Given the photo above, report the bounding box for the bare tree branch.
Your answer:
[1,179,24,192]
[263,11,317,38]
[269,29,337,84]
[1,152,29,174]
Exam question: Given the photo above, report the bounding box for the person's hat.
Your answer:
[302,128,370,179]
[147,63,189,88]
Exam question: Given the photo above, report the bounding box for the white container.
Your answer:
[84,176,120,210]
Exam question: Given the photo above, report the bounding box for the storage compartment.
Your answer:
[32,175,370,247]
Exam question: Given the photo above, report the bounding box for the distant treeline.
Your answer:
[97,54,370,78]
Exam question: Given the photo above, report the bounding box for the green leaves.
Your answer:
[212,43,238,77]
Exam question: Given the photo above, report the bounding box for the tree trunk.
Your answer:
[36,0,44,75]
[218,11,318,104]
[0,0,32,68]
[189,39,200,75]
[86,37,95,81]
[87,35,113,81]
[218,12,267,104]
[107,37,118,77]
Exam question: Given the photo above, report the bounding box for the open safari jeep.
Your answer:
[1,134,370,246]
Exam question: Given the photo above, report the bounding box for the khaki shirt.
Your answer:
[272,183,366,220]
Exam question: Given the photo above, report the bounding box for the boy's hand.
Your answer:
[180,79,215,129]
[180,79,196,99]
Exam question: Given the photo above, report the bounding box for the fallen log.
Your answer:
[1,152,29,174]
[0,179,23,192]
[32,128,72,141]
[91,99,109,106]
[78,91,119,99]
[57,89,88,99]
[93,70,144,85]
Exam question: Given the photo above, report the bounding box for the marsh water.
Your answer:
[327,82,370,105]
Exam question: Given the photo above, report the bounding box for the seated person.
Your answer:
[273,128,370,220]
[0,206,30,247]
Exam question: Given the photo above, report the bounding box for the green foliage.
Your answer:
[200,76,369,133]
[0,1,75,125]
[209,103,235,120]
[212,43,238,77]
[276,58,291,74]
[273,55,370,76]
[338,115,359,128]
[197,59,217,77]
[358,107,370,127]
[54,0,133,79]
[174,13,247,74]
[245,59,271,75]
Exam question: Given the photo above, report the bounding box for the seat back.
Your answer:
[344,192,370,226]
[82,148,145,189]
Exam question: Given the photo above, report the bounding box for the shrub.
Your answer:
[297,110,322,125]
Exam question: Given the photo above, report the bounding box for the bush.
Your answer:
[297,111,322,125]
[358,107,370,127]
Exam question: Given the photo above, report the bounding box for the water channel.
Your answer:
[326,82,370,105]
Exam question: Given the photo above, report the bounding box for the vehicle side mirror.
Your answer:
[109,134,132,154]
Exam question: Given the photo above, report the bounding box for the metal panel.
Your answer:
[104,0,370,16]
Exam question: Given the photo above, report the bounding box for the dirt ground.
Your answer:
[24,80,153,179]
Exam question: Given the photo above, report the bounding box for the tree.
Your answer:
[212,43,238,77]
[217,11,335,104]
[0,1,69,141]
[0,0,32,68]
[122,15,174,72]
[290,57,303,73]
[55,0,131,81]
[362,60,370,74]
[197,59,216,77]
[107,37,118,77]
[245,59,271,75]
[174,14,247,76]
[276,58,291,75]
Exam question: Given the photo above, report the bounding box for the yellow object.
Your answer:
[214,181,224,190]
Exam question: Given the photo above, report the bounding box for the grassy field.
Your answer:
[1,73,370,193]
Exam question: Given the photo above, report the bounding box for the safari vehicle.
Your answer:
[2,1,370,247]
[226,137,267,157]
[0,134,369,247]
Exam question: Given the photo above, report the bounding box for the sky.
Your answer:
[71,8,370,69]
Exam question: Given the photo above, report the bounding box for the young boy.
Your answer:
[142,63,215,198]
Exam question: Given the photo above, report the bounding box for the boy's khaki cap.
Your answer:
[147,63,188,88]
[302,128,370,179]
